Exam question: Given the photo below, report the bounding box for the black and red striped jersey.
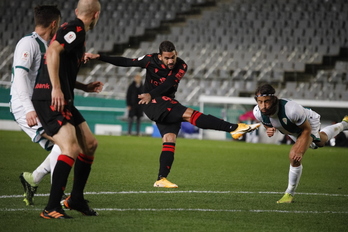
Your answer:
[32,18,86,101]
[99,53,187,99]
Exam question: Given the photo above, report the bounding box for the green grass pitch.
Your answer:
[0,130,347,231]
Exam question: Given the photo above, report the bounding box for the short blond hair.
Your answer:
[76,0,100,17]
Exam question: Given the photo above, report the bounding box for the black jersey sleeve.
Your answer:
[55,20,85,52]
[149,60,187,98]
[99,54,150,68]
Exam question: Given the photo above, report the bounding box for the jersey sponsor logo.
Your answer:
[138,55,145,60]
[151,77,166,86]
[64,31,76,44]
[76,26,83,32]
[21,51,30,61]
[34,83,50,89]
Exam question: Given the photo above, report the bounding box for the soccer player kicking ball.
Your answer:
[253,83,348,203]
[85,41,260,188]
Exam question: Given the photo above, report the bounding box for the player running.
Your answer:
[10,5,62,206]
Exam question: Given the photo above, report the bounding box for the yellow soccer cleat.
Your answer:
[277,193,294,203]
[19,172,38,206]
[153,178,178,188]
[230,123,261,140]
[342,115,348,123]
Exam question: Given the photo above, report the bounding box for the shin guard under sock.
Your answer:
[46,155,74,210]
[158,143,175,180]
[190,110,238,132]
[71,153,94,201]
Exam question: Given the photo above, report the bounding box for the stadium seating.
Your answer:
[0,0,347,104]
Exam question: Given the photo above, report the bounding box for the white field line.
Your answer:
[1,190,348,199]
[1,191,348,214]
[2,207,348,214]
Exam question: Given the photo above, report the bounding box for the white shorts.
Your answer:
[10,100,54,151]
[288,109,321,143]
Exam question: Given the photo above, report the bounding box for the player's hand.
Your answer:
[86,81,104,93]
[138,93,151,104]
[84,53,100,63]
[26,111,38,127]
[51,88,65,112]
[290,152,303,163]
[266,127,276,137]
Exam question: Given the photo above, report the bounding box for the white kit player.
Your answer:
[10,5,62,205]
[253,83,348,204]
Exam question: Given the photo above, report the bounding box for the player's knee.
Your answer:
[86,138,98,155]
[162,133,176,143]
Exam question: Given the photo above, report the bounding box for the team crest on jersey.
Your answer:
[64,31,76,44]
[282,118,288,125]
[21,51,29,61]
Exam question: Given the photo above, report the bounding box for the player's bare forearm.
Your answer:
[289,130,311,162]
[46,41,64,111]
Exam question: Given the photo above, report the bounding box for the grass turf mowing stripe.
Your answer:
[1,207,348,214]
[1,190,348,199]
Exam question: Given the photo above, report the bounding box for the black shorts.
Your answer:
[143,96,187,137]
[143,96,187,123]
[32,100,85,137]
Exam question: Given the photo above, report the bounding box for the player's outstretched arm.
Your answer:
[75,81,104,93]
[84,53,100,63]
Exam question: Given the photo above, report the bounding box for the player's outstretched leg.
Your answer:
[230,123,261,140]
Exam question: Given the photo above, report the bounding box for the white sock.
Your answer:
[321,123,345,141]
[285,164,303,195]
[32,156,50,185]
[340,120,348,130]
[49,144,61,183]
[32,144,61,185]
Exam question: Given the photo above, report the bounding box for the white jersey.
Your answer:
[253,98,321,141]
[9,32,53,150]
[10,31,47,114]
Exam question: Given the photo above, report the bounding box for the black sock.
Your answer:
[71,153,94,202]
[190,111,238,132]
[46,155,74,210]
[158,143,175,180]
